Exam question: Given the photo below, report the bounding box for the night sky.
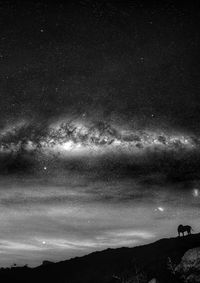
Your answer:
[0,0,200,267]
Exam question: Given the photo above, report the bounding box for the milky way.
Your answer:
[1,117,200,182]
[0,118,198,157]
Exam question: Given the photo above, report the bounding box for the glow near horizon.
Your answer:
[0,177,199,267]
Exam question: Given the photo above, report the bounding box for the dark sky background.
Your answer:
[0,0,200,267]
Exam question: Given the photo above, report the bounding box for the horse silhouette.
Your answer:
[178,224,192,237]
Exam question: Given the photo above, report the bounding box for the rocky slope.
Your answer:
[1,233,200,282]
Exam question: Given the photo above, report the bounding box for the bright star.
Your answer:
[193,189,199,197]
[157,207,164,212]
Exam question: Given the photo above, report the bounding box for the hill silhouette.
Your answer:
[1,233,200,282]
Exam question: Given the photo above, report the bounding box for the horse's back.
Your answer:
[185,225,191,229]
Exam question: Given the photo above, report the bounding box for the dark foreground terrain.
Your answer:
[1,234,200,283]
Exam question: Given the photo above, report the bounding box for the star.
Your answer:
[193,189,199,197]
[42,241,46,245]
[155,207,164,212]
[158,207,164,212]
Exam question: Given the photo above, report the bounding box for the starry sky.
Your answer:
[0,0,200,267]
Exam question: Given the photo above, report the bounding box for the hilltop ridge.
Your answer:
[1,233,200,282]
